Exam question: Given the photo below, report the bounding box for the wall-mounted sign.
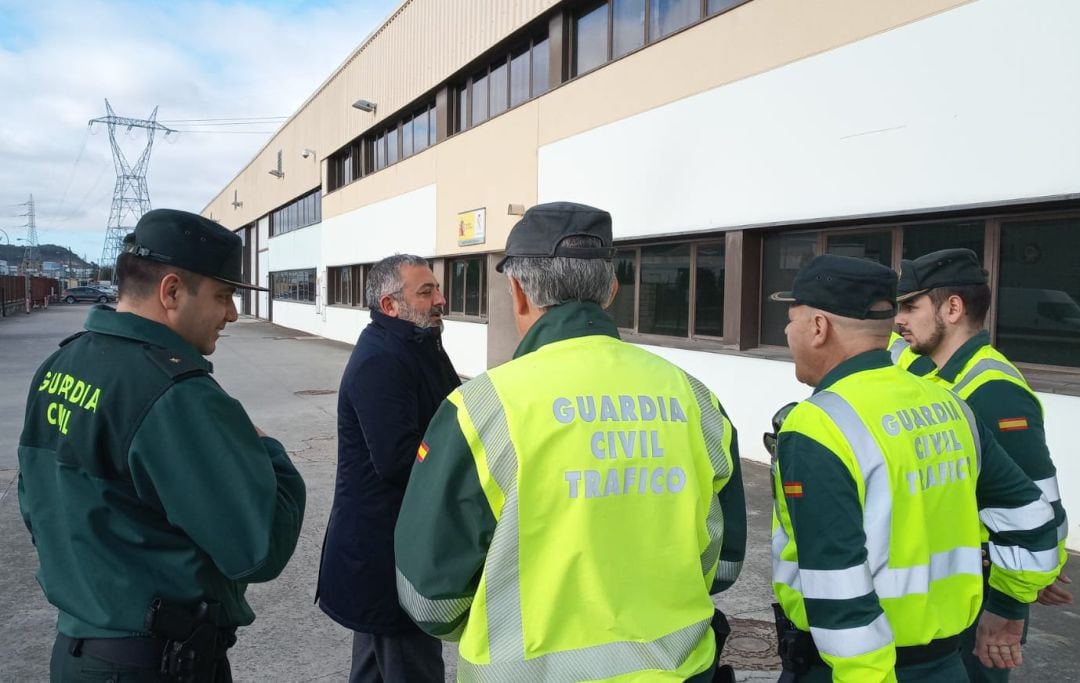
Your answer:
[457,207,486,247]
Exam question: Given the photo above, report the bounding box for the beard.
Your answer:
[909,311,947,356]
[396,299,444,329]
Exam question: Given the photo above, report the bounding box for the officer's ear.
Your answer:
[509,276,530,316]
[159,273,184,311]
[809,310,831,348]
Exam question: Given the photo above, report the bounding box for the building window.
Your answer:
[328,264,373,308]
[639,243,691,336]
[531,36,550,98]
[471,71,489,126]
[649,0,700,40]
[610,248,637,329]
[902,220,984,262]
[614,0,647,58]
[825,230,892,266]
[270,189,321,237]
[447,256,487,318]
[694,240,725,337]
[489,59,509,117]
[271,269,316,303]
[708,0,749,15]
[760,232,816,346]
[996,217,1080,368]
[509,47,531,108]
[574,2,609,77]
[609,240,725,339]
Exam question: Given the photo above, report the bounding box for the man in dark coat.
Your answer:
[317,254,460,682]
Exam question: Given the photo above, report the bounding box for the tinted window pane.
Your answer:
[694,241,725,337]
[761,233,817,346]
[610,249,636,329]
[401,118,413,158]
[613,0,645,58]
[451,260,466,313]
[375,134,385,170]
[639,243,690,336]
[826,231,892,266]
[490,60,508,116]
[457,85,467,131]
[465,258,483,316]
[386,127,398,165]
[902,221,984,262]
[472,73,489,125]
[997,218,1080,368]
[510,48,530,108]
[574,2,609,77]
[707,0,743,15]
[531,37,549,97]
[413,110,429,153]
[649,0,699,40]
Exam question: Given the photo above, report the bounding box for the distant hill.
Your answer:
[0,244,95,269]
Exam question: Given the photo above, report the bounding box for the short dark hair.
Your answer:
[117,252,202,300]
[928,283,991,327]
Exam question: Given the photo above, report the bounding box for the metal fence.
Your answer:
[0,275,63,317]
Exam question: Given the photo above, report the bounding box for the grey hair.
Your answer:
[501,236,616,308]
[365,253,430,308]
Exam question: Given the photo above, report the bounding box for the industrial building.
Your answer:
[203,0,1080,548]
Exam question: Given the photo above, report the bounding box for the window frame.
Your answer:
[444,255,489,321]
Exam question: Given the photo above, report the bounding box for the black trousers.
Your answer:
[50,633,232,682]
[350,630,444,683]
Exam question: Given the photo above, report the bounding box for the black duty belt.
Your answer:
[59,633,170,669]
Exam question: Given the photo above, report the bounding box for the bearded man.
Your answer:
[316,254,460,682]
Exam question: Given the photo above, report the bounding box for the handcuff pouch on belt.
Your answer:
[145,598,223,683]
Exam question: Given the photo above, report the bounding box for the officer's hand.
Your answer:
[1037,573,1074,606]
[974,611,1024,669]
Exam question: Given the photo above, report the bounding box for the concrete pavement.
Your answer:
[1,305,1075,681]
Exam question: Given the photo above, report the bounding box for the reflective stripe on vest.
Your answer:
[888,335,909,364]
[951,358,1026,398]
[455,372,711,682]
[684,373,731,577]
[396,570,472,624]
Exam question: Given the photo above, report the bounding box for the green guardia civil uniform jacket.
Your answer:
[394,301,747,682]
[772,350,1063,682]
[18,306,307,638]
[927,330,1068,561]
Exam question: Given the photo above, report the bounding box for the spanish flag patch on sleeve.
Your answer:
[783,482,804,498]
[416,442,429,462]
[997,417,1029,432]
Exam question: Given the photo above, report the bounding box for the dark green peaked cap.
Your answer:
[897,248,987,302]
[495,201,616,273]
[126,209,266,291]
[771,254,897,320]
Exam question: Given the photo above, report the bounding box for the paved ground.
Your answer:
[1,305,1076,681]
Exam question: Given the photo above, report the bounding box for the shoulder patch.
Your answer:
[417,441,429,462]
[997,417,1029,432]
[59,330,88,347]
[783,481,804,498]
[144,347,208,381]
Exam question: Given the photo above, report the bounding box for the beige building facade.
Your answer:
[204,0,1080,549]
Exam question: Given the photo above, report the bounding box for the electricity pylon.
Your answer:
[19,194,39,274]
[89,99,175,282]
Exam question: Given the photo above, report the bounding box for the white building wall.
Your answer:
[441,320,488,379]
[270,301,320,334]
[322,185,437,264]
[539,0,1080,239]
[269,224,323,271]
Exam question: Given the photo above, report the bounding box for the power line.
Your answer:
[159,116,288,123]
[169,129,277,135]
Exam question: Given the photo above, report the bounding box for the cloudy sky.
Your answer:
[0,0,398,264]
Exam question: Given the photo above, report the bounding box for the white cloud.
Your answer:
[0,0,397,262]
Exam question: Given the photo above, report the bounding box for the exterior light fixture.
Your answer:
[302,148,316,159]
[507,203,526,216]
[352,99,377,113]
